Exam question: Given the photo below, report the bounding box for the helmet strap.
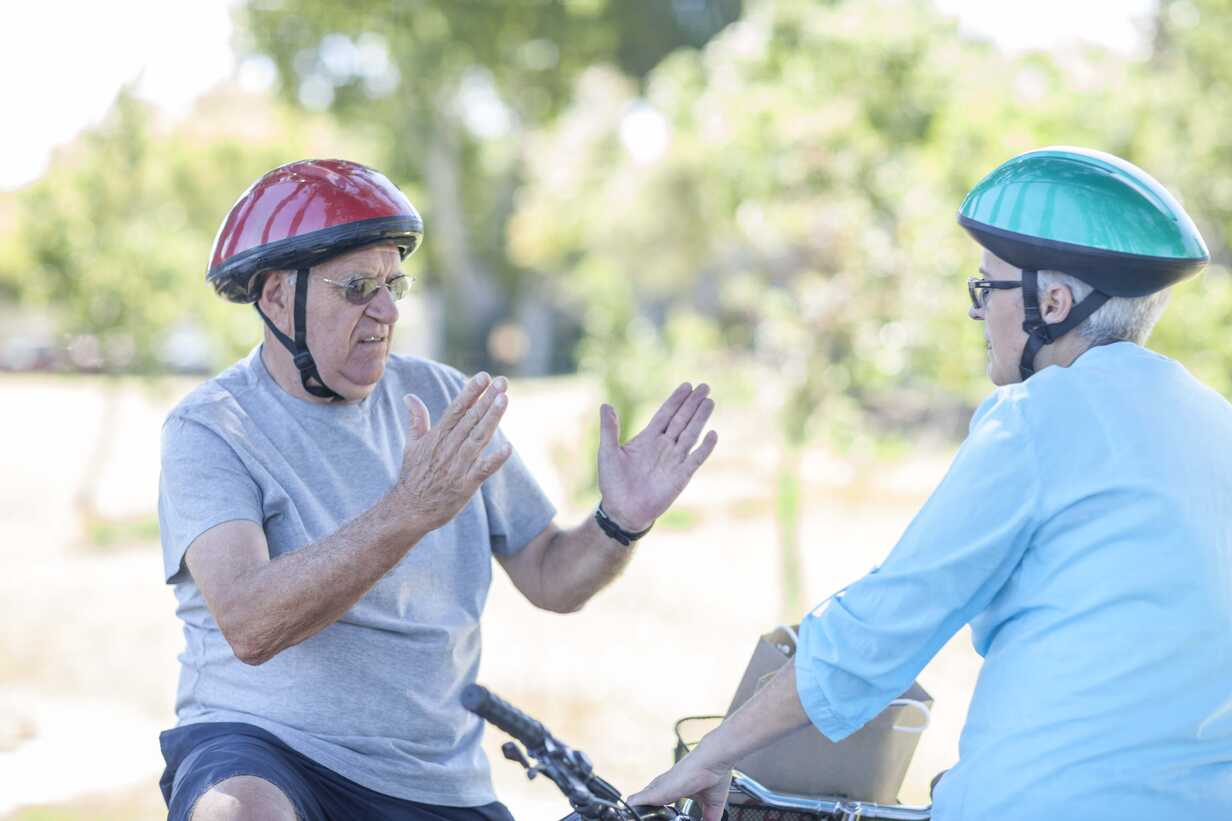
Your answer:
[254,268,345,401]
[1018,268,1110,381]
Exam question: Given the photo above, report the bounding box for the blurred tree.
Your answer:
[1129,0,1232,397]
[1148,0,1232,256]
[510,0,1154,618]
[0,84,363,538]
[237,0,742,373]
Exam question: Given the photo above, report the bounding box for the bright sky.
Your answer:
[934,0,1158,55]
[2,0,1159,191]
[1,0,239,190]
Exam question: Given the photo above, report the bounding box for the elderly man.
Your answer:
[157,159,718,821]
[631,147,1232,820]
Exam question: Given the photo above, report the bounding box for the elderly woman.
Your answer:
[631,147,1232,820]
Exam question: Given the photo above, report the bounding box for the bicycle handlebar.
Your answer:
[461,684,548,751]
[463,683,682,820]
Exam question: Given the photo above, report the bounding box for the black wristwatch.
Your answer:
[594,503,654,546]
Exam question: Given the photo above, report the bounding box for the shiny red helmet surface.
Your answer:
[207,159,423,303]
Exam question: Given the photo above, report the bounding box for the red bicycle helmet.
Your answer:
[208,159,423,302]
[207,159,424,400]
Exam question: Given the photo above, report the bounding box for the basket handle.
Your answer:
[888,698,931,734]
[774,624,799,650]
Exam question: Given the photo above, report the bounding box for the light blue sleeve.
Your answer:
[795,390,1042,741]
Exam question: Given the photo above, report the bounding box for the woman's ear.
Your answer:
[1043,282,1075,324]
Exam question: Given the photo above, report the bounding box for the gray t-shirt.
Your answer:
[158,346,556,806]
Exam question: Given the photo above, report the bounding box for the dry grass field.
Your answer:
[0,372,979,820]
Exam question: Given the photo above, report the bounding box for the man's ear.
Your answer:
[258,271,293,324]
[1042,282,1074,324]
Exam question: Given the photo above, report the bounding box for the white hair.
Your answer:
[1036,269,1171,346]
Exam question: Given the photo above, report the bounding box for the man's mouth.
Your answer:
[359,335,386,344]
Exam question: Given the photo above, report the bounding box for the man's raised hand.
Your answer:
[597,382,719,533]
[393,373,512,532]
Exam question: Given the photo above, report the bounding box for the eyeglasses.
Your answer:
[967,277,1022,309]
[320,274,414,305]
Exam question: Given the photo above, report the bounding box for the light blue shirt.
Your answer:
[795,342,1232,819]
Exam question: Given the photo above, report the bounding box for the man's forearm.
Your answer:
[535,514,637,613]
[222,496,427,664]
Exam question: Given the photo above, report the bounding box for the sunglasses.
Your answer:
[320,274,414,305]
[967,277,1022,309]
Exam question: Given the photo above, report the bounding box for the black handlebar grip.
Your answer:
[461,684,548,750]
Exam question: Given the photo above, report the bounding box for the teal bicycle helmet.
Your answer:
[958,146,1208,379]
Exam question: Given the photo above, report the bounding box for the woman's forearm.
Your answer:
[693,663,813,769]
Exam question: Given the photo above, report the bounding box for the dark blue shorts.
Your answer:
[159,722,516,821]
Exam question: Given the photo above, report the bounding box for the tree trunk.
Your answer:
[74,375,122,546]
[423,121,505,369]
[775,443,805,624]
[514,286,556,376]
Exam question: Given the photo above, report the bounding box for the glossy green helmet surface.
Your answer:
[958,146,1208,296]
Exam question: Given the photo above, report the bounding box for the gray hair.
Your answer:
[1037,269,1171,345]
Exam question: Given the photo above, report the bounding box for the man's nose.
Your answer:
[969,303,985,321]
[366,286,400,324]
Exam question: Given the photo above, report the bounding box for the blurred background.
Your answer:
[3,0,1232,818]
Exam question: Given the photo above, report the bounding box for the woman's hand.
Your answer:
[628,751,732,821]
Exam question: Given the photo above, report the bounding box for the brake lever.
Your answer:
[467,685,685,821]
[502,742,533,772]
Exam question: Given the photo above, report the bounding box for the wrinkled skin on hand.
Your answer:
[392,372,512,532]
[628,752,732,821]
[598,382,719,532]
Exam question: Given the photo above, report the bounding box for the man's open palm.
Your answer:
[597,383,718,532]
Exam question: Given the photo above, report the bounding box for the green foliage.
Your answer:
[7,0,1230,405]
[14,90,171,370]
[1148,269,1232,397]
[511,0,1231,441]
[1104,0,1232,380]
[515,2,979,434]
[86,514,162,550]
[1,86,365,372]
[238,0,742,370]
[505,0,1232,613]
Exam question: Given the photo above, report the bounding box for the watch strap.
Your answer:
[594,503,653,546]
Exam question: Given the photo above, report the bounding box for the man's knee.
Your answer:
[190,775,297,821]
